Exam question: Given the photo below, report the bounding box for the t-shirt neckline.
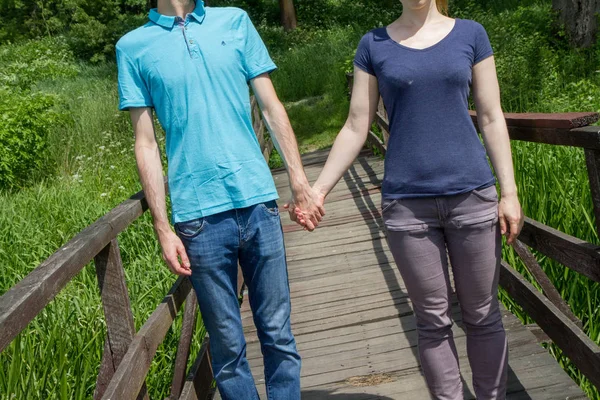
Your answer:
[383,18,459,52]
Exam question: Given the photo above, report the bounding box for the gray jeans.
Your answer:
[382,185,508,400]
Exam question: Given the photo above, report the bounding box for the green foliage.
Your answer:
[0,37,76,189]
[1,0,600,398]
[0,89,62,188]
[0,37,78,89]
[0,0,147,62]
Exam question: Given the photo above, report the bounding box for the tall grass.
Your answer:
[1,0,600,398]
[0,65,205,399]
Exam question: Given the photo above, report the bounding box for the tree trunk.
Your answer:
[279,0,297,32]
[552,0,600,48]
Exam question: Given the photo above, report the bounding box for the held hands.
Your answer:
[284,185,326,232]
[156,228,192,276]
[499,193,524,245]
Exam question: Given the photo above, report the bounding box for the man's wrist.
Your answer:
[154,221,172,237]
[289,175,311,196]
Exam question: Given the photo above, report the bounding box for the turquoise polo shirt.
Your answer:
[116,1,279,223]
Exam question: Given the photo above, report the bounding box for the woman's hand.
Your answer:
[498,194,524,245]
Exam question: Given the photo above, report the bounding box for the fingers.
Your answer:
[317,204,326,216]
[162,240,192,276]
[499,213,507,236]
[177,243,192,274]
[507,219,519,245]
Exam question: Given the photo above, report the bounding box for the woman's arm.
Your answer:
[312,68,380,199]
[472,56,524,244]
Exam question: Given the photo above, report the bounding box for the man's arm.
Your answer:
[250,74,324,231]
[130,107,191,275]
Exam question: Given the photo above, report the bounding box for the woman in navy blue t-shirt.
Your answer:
[300,0,524,398]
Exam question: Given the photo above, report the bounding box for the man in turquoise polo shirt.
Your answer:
[116,1,323,398]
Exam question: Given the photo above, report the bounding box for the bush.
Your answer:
[0,37,75,189]
[0,37,79,89]
[0,89,64,188]
[0,0,147,62]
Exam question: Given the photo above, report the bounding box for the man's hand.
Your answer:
[499,194,524,245]
[157,228,192,276]
[285,186,326,231]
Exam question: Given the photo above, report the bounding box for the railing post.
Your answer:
[585,148,600,237]
[377,98,389,147]
[94,239,149,400]
[512,240,581,327]
[179,337,214,400]
[169,289,198,399]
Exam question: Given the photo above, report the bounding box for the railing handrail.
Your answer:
[0,96,271,399]
[0,189,149,352]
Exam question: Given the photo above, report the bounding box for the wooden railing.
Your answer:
[0,97,271,400]
[348,73,600,390]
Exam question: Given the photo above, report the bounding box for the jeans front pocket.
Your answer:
[259,200,279,217]
[174,217,206,239]
[381,199,398,215]
[471,185,499,203]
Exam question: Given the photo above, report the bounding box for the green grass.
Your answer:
[1,0,600,398]
[0,65,205,399]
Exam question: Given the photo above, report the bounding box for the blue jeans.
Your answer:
[175,200,301,400]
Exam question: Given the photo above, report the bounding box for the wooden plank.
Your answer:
[101,277,192,400]
[468,111,600,149]
[374,109,600,148]
[506,125,600,149]
[169,289,198,399]
[375,112,389,136]
[518,217,600,283]
[499,260,600,389]
[93,239,149,400]
[0,189,151,353]
[470,110,599,129]
[585,148,600,237]
[512,240,581,326]
[366,131,387,156]
[179,337,214,400]
[376,102,390,146]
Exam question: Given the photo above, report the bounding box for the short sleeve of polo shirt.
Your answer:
[354,32,375,76]
[472,22,494,65]
[116,46,153,111]
[242,13,277,80]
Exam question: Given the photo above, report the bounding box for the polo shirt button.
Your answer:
[189,40,194,44]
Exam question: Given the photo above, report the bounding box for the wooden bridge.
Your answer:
[236,148,585,399]
[2,96,600,399]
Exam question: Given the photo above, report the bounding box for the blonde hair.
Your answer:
[436,0,448,15]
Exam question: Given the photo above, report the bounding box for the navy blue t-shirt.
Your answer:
[354,19,496,199]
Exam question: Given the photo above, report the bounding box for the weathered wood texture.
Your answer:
[470,111,600,149]
[500,261,600,389]
[470,111,599,129]
[169,289,199,399]
[180,338,214,400]
[585,148,600,236]
[93,240,149,400]
[519,217,600,283]
[512,240,581,326]
[101,277,192,400]
[215,149,586,399]
[0,190,149,353]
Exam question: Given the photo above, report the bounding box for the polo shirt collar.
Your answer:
[149,1,205,28]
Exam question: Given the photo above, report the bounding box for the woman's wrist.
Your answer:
[500,188,518,199]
